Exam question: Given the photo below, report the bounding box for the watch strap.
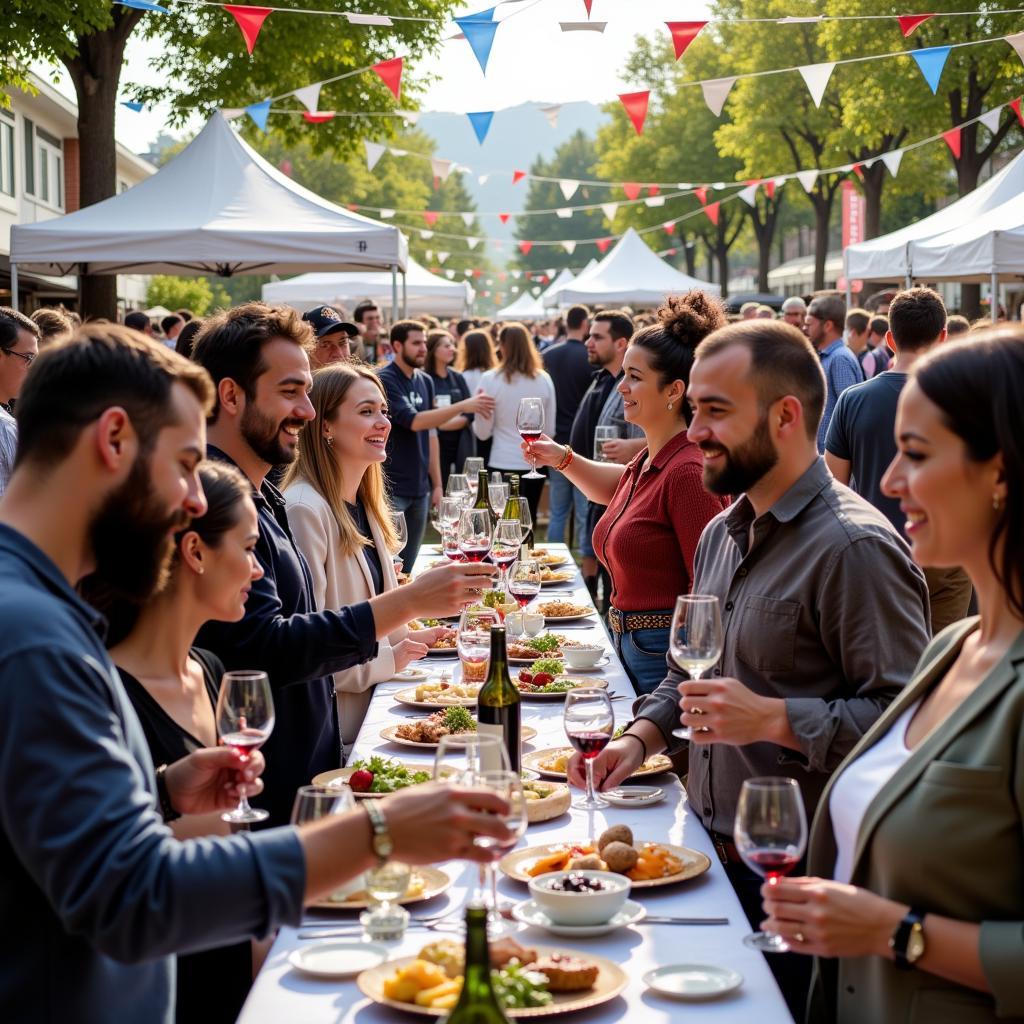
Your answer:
[364,800,392,863]
[890,907,926,970]
[155,764,181,823]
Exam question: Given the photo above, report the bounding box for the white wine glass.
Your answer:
[290,784,354,825]
[516,397,545,479]
[446,472,470,501]
[463,456,485,481]
[215,670,275,824]
[488,482,509,518]
[670,594,723,741]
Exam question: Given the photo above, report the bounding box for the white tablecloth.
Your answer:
[238,545,793,1023]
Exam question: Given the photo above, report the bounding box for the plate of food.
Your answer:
[536,600,595,624]
[312,756,432,797]
[394,681,482,709]
[539,569,575,586]
[507,634,568,664]
[358,936,627,1018]
[387,665,431,682]
[522,747,672,780]
[500,825,711,889]
[527,549,573,569]
[515,667,608,700]
[380,709,537,749]
[523,779,571,824]
[307,866,452,911]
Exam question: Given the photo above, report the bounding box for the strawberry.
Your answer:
[349,769,374,792]
[518,670,533,683]
[533,672,554,686]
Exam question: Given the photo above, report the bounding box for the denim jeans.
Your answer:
[545,471,590,552]
[391,492,430,572]
[613,625,671,696]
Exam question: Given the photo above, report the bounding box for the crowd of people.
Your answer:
[0,281,1021,1024]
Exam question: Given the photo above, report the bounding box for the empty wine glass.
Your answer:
[563,687,614,810]
[516,397,545,479]
[490,470,504,488]
[433,732,509,783]
[446,473,470,501]
[734,778,808,953]
[490,518,523,591]
[215,670,275,824]
[463,456,485,481]
[290,784,354,825]
[458,507,492,563]
[670,595,723,741]
[488,482,509,518]
[391,511,408,573]
[457,607,499,687]
[514,499,533,550]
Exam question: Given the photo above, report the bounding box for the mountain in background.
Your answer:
[417,100,606,266]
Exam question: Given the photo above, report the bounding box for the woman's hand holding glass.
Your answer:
[519,432,566,469]
[215,670,275,824]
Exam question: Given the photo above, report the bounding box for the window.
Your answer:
[23,116,33,195]
[24,120,64,210]
[0,111,13,197]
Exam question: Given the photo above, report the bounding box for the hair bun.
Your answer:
[657,290,727,346]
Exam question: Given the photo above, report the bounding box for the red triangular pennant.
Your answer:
[423,211,439,226]
[663,222,676,235]
[499,213,510,224]
[583,0,593,15]
[851,162,865,180]
[897,14,933,37]
[225,5,272,56]
[694,186,708,205]
[596,238,612,253]
[943,127,962,158]
[512,170,527,184]
[302,111,335,123]
[1011,97,1024,126]
[372,58,404,101]
[475,270,485,278]
[703,202,720,225]
[647,185,660,197]
[623,182,641,200]
[764,180,777,200]
[619,91,650,135]
[519,241,533,255]
[665,21,707,60]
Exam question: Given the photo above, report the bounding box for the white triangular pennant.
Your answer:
[391,148,407,156]
[364,140,386,171]
[562,240,576,254]
[980,107,1003,134]
[798,62,835,108]
[437,251,449,264]
[556,207,573,219]
[559,179,578,200]
[773,176,787,189]
[461,212,475,226]
[347,12,393,25]
[380,208,395,218]
[293,83,322,113]
[644,195,665,207]
[1007,32,1024,65]
[797,169,819,193]
[701,77,736,117]
[738,184,758,207]
[445,269,456,279]
[881,149,904,177]
[478,173,490,185]
[400,110,420,125]
[467,237,481,249]
[539,103,561,129]
[420,229,434,239]
[430,157,453,180]
[425,249,434,261]
[600,202,619,220]
[510,270,520,278]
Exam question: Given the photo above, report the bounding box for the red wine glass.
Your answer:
[563,687,614,810]
[516,397,545,479]
[215,670,275,824]
[458,507,492,563]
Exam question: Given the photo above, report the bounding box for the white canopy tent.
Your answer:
[539,268,576,309]
[496,290,546,319]
[262,258,473,316]
[10,112,408,309]
[845,150,1024,286]
[551,228,719,306]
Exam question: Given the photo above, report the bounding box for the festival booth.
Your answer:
[550,228,719,306]
[9,112,408,310]
[539,267,576,309]
[495,290,546,319]
[262,257,473,317]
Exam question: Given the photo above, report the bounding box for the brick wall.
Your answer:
[63,137,80,212]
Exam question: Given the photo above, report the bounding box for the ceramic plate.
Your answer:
[380,723,537,749]
[522,748,672,780]
[393,686,480,710]
[311,761,432,799]
[515,677,608,701]
[387,666,431,682]
[289,941,388,979]
[424,647,458,658]
[602,786,666,808]
[512,898,646,937]
[307,866,451,911]
[540,612,596,625]
[643,964,743,1001]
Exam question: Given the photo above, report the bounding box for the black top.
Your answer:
[119,648,252,1024]
[570,368,621,521]
[430,368,475,478]
[543,338,593,443]
[377,361,435,497]
[346,497,384,595]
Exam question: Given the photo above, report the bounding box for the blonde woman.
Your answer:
[473,321,556,520]
[284,363,448,745]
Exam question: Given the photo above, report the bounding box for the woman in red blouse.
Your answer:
[524,292,729,694]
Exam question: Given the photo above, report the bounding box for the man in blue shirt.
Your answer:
[0,322,510,1024]
[804,293,863,453]
[378,319,493,568]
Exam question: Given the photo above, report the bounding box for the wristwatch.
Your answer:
[363,800,394,866]
[889,908,926,969]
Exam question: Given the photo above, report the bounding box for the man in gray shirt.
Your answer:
[570,319,930,1015]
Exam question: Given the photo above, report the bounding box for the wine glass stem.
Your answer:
[585,758,597,805]
[487,862,499,913]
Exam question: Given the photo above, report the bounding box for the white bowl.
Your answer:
[562,646,605,669]
[527,870,631,926]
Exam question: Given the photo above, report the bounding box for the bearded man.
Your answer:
[565,319,931,1018]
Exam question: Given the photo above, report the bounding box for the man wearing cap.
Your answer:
[303,306,360,369]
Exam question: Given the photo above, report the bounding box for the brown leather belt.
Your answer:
[710,832,744,866]
[607,606,673,634]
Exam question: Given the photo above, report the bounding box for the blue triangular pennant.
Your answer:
[911,45,951,94]
[121,101,144,112]
[117,0,171,12]
[245,99,272,133]
[455,16,500,74]
[467,111,494,144]
[460,6,496,21]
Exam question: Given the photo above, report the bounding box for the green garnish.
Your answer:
[418,617,441,627]
[535,678,575,693]
[441,706,476,733]
[348,755,431,793]
[525,634,561,652]
[529,658,565,677]
[491,963,553,1009]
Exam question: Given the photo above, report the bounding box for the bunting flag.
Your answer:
[372,57,404,100]
[559,179,579,200]
[539,103,562,129]
[897,14,933,37]
[703,202,720,225]
[645,195,665,207]
[694,186,708,205]
[245,99,271,132]
[421,229,434,238]
[665,21,706,60]
[663,222,676,234]
[881,148,904,176]
[596,238,613,253]
[499,213,510,224]
[512,170,527,184]
[303,111,335,123]
[766,179,779,199]
[117,0,170,11]
[461,212,475,226]
[563,240,577,253]
[619,91,650,135]
[1007,32,1024,65]
[911,46,951,94]
[519,241,533,254]
[647,185,660,196]
[797,169,819,192]
[430,157,453,180]
[293,83,322,113]
[364,139,386,170]
[600,202,618,220]
[400,110,420,125]
[1011,97,1024,126]
[798,61,836,108]
[850,162,865,180]
[380,208,395,218]
[467,237,481,249]
[738,183,759,207]
[979,107,1003,133]
[467,110,494,144]
[942,126,962,158]
[702,77,736,117]
[560,22,606,32]
[583,0,592,15]
[121,101,144,112]
[437,251,449,263]
[455,12,500,75]
[225,6,272,55]
[622,182,641,200]
[423,211,440,226]
[556,207,573,218]
[446,269,456,279]
[347,12,393,25]
[478,173,490,185]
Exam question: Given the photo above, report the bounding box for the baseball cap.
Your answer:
[303,306,360,339]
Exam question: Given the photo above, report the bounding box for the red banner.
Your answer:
[841,180,865,251]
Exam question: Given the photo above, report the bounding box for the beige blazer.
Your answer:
[284,480,407,746]
[806,618,1024,1024]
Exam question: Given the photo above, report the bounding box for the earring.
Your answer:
[196,567,204,576]
[325,435,334,447]
[667,402,673,411]
[993,493,1003,511]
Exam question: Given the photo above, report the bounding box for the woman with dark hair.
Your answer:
[524,292,729,693]
[457,328,497,466]
[761,328,1024,1024]
[175,317,204,359]
[426,328,475,489]
[105,460,263,1023]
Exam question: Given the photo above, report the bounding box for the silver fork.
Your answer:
[298,907,458,939]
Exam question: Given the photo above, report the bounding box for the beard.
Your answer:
[88,453,191,604]
[701,414,779,496]
[241,401,304,466]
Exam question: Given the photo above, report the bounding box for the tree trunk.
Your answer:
[810,188,838,292]
[861,164,885,241]
[683,236,696,277]
[716,245,729,299]
[955,155,983,318]
[748,195,781,292]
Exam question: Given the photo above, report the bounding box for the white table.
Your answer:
[239,545,793,1023]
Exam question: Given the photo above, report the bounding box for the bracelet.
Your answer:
[555,444,575,472]
[618,731,648,764]
[155,764,181,823]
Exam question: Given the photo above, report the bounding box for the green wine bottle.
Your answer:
[501,475,530,549]
[441,906,510,1024]
[476,626,521,773]
[473,469,496,529]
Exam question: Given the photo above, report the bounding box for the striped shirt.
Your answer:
[0,405,16,497]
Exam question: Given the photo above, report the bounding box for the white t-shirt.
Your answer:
[830,699,921,884]
[472,368,557,470]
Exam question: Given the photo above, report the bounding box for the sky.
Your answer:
[44,0,712,154]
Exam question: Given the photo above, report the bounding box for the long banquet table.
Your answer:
[238,544,793,1023]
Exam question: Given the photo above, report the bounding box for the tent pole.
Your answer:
[991,269,999,320]
[843,249,852,309]
[402,271,407,318]
[391,265,398,325]
[9,263,18,312]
